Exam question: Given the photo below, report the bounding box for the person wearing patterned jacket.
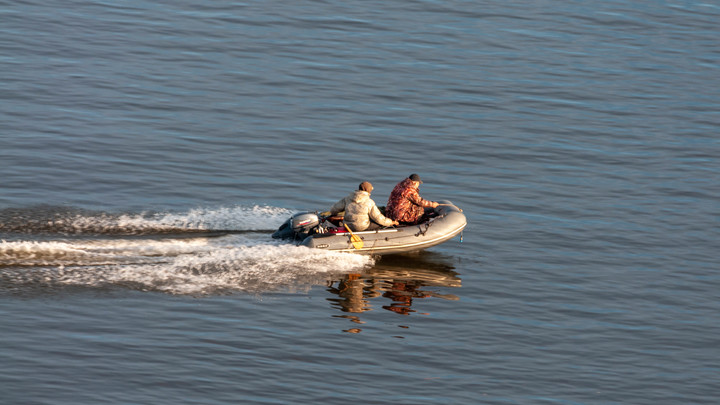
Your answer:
[385,174,439,225]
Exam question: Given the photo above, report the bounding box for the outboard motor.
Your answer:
[291,212,320,234]
[272,212,320,241]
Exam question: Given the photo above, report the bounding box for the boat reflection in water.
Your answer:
[325,253,461,333]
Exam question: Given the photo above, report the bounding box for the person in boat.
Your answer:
[328,181,399,232]
[385,173,439,225]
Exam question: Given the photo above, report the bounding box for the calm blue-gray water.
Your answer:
[2,1,719,404]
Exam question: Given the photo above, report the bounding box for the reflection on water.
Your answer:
[326,253,462,333]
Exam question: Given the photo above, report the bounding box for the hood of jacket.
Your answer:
[350,190,370,204]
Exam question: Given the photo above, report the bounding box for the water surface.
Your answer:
[2,0,719,404]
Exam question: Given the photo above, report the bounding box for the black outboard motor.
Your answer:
[272,212,320,241]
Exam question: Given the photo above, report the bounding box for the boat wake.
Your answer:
[0,205,292,235]
[0,205,373,296]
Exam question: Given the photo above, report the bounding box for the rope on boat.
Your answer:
[414,218,436,237]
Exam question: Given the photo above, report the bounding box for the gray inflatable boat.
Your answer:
[272,200,466,255]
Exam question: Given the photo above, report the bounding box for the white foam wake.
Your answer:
[92,243,373,295]
[0,235,374,295]
[1,205,296,234]
[94,205,295,232]
[0,238,215,266]
[1,204,373,295]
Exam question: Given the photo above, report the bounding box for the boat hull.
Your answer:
[299,200,466,255]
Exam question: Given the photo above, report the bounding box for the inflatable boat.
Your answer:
[272,200,466,255]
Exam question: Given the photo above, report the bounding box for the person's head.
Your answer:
[408,173,423,188]
[359,181,373,194]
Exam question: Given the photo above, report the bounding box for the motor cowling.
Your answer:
[272,212,321,241]
[291,212,320,233]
